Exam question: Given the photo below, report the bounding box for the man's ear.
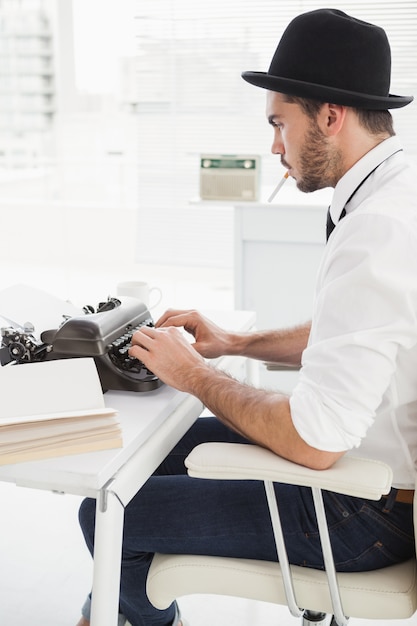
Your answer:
[319,103,347,136]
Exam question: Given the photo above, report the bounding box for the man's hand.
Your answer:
[129,324,209,392]
[155,309,233,359]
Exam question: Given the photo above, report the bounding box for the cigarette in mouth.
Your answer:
[268,171,290,203]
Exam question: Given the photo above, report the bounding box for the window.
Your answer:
[134,1,417,267]
[0,1,415,272]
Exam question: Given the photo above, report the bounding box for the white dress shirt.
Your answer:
[290,136,417,487]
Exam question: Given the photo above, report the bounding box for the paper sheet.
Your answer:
[0,358,112,422]
[0,284,83,338]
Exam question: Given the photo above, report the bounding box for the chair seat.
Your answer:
[147,553,417,620]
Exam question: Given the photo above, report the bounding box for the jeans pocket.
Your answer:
[303,493,415,572]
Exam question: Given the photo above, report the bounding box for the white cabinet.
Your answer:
[234,196,329,390]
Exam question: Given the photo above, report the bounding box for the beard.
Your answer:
[294,120,344,193]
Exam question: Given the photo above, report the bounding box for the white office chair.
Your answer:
[147,441,417,626]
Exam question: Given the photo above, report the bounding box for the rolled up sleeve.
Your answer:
[290,211,417,452]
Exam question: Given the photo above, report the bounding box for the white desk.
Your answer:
[0,309,256,626]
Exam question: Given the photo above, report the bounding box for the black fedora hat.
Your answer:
[242,8,413,109]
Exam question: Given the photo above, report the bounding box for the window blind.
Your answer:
[134,1,417,267]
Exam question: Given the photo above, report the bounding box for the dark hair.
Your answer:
[284,94,395,137]
[355,108,395,136]
[283,94,323,118]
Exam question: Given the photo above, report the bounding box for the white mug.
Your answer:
[117,280,162,310]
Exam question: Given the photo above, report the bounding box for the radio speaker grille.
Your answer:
[200,154,260,201]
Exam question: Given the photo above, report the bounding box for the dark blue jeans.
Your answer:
[79,417,415,626]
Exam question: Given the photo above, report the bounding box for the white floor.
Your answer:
[0,264,416,625]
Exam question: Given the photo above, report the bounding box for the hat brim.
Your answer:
[242,71,413,110]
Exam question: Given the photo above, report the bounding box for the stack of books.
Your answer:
[0,357,122,465]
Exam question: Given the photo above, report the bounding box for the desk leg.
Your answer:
[90,487,124,626]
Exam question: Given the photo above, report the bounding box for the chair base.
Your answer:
[303,610,329,626]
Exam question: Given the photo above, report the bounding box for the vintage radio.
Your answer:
[200,154,260,201]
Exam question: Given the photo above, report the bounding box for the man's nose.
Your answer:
[271,135,284,155]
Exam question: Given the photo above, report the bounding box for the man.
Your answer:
[76,8,417,626]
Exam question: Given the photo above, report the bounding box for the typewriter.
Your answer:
[0,297,162,393]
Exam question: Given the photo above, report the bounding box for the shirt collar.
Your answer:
[329,136,404,224]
